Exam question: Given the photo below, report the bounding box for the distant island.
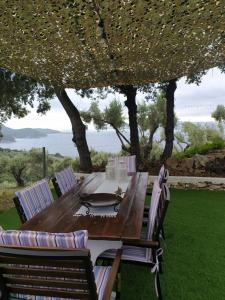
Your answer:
[0,125,60,143]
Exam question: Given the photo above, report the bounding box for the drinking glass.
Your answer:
[116,161,127,182]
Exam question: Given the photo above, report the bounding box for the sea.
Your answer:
[0,122,220,158]
[0,131,126,157]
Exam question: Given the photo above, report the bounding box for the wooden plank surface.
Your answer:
[20,172,148,241]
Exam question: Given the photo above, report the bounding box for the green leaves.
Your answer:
[175,121,224,154]
[0,68,54,125]
[212,105,225,123]
[81,99,125,131]
[104,100,125,129]
[137,91,167,136]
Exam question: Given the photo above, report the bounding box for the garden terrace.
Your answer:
[1,189,225,299]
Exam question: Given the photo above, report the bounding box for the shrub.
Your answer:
[90,150,113,169]
[181,137,225,158]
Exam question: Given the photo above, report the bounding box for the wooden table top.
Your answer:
[20,172,148,241]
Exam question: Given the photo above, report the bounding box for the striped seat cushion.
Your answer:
[94,266,112,300]
[55,166,77,195]
[102,245,152,264]
[0,229,88,299]
[15,179,54,221]
[0,230,114,300]
[0,229,88,249]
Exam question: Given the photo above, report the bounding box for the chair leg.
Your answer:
[155,271,163,300]
[115,268,121,300]
[159,260,163,274]
[161,226,166,240]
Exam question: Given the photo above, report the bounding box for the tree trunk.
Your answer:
[161,79,177,163]
[120,85,141,167]
[143,125,158,160]
[54,88,92,172]
[11,166,25,186]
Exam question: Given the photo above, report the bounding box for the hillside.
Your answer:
[0,125,60,143]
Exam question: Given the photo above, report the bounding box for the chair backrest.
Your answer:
[155,183,170,238]
[0,229,98,299]
[110,155,136,175]
[158,165,169,186]
[146,180,162,240]
[148,183,171,241]
[0,229,88,249]
[54,165,77,196]
[0,247,98,300]
[14,179,54,223]
[158,165,165,185]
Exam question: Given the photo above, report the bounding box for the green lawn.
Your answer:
[0,189,225,299]
[122,189,225,300]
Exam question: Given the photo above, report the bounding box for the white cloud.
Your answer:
[175,67,225,122]
[5,110,71,131]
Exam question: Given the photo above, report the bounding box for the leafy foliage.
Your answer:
[138,91,176,160]
[0,68,54,125]
[0,148,115,187]
[175,121,224,149]
[174,121,225,157]
[185,70,207,85]
[212,105,225,123]
[81,99,125,131]
[177,137,225,158]
[81,99,129,151]
[0,148,70,186]
[138,91,167,139]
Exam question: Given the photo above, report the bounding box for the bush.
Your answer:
[181,137,225,158]
[90,149,114,169]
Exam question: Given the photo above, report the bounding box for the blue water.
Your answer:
[0,131,126,157]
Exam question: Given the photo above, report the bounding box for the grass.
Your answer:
[122,189,225,300]
[0,207,21,229]
[0,183,58,212]
[0,189,225,299]
[0,187,18,211]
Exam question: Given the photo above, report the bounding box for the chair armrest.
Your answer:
[124,239,159,248]
[103,249,122,300]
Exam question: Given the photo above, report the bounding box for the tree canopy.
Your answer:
[1,1,225,88]
[0,68,54,125]
[212,105,225,123]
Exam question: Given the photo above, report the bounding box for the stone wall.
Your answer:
[166,149,225,177]
[149,176,225,190]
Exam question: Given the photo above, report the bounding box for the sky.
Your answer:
[5,67,225,131]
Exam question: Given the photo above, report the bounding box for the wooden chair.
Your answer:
[52,165,77,197]
[0,229,121,300]
[144,166,169,237]
[13,178,54,224]
[0,247,121,300]
[99,180,170,300]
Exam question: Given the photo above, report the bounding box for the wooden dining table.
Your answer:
[20,172,148,242]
